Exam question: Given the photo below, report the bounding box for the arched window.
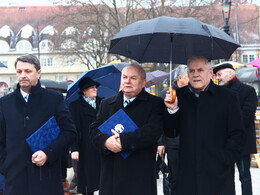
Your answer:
[0,40,9,51]
[16,40,32,51]
[62,55,77,66]
[40,40,54,51]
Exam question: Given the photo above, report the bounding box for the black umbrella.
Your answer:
[40,79,72,93]
[109,16,240,64]
[160,155,171,195]
[109,16,240,85]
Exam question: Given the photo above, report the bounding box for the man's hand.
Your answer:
[32,151,48,166]
[71,151,79,161]
[164,91,178,110]
[111,129,121,145]
[157,145,165,157]
[104,130,122,153]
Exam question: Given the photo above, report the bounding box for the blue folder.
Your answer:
[26,116,61,153]
[98,109,138,158]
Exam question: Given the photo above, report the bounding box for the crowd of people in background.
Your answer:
[0,54,258,195]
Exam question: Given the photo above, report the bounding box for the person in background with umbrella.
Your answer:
[213,63,257,195]
[158,65,189,195]
[89,64,165,195]
[164,56,245,195]
[69,77,102,195]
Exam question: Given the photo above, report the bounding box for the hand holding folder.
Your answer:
[26,116,61,153]
[98,109,138,158]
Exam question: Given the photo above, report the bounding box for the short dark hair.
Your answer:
[14,54,41,71]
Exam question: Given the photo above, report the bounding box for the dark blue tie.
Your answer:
[124,100,131,107]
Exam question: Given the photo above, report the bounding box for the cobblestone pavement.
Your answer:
[67,167,260,195]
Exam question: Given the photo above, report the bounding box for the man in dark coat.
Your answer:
[0,54,77,195]
[164,56,245,195]
[214,63,257,195]
[69,77,102,195]
[89,64,164,195]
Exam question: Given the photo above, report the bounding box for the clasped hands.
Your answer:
[104,130,122,153]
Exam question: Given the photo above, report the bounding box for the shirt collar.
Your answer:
[188,82,211,98]
[123,95,136,103]
[20,89,29,99]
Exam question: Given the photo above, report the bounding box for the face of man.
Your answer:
[82,86,97,98]
[215,69,233,86]
[120,66,146,99]
[188,58,213,92]
[177,74,189,88]
[16,61,41,93]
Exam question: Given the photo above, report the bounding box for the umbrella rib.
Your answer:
[201,25,214,60]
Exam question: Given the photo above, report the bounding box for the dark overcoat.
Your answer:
[164,81,245,195]
[0,82,77,195]
[69,96,102,193]
[89,89,164,195]
[227,78,257,155]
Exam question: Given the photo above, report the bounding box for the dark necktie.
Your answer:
[124,100,131,107]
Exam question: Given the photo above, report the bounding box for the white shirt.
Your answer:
[123,96,135,107]
[20,89,29,102]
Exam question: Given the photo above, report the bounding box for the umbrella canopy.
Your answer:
[236,67,258,82]
[109,16,240,64]
[145,70,169,88]
[65,62,129,105]
[40,79,72,93]
[249,58,260,68]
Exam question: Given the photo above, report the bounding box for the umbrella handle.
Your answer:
[167,88,176,104]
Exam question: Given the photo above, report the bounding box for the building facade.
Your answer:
[0,4,259,92]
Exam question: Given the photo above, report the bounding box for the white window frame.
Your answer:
[0,40,9,51]
[40,56,53,67]
[16,40,32,51]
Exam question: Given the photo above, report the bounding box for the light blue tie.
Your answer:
[24,95,29,102]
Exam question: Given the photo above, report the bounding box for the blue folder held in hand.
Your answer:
[26,116,61,153]
[98,109,138,159]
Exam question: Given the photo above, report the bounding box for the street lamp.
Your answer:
[222,0,231,35]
